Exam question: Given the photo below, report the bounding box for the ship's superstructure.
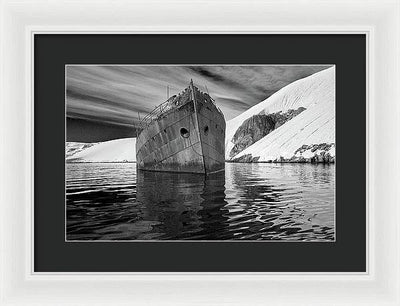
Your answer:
[136,80,225,174]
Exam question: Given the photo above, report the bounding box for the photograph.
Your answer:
[5,0,398,301]
[66,65,335,241]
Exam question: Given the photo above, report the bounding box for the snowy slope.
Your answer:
[226,67,335,161]
[66,138,136,162]
[233,99,335,161]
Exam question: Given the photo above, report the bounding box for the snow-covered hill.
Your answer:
[66,138,136,163]
[226,67,335,162]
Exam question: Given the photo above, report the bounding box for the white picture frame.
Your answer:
[1,0,399,305]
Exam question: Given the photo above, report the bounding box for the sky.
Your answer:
[66,65,331,142]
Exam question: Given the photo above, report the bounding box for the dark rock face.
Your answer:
[66,143,97,160]
[231,143,335,164]
[231,154,260,163]
[229,107,306,158]
[292,143,335,163]
[293,143,334,155]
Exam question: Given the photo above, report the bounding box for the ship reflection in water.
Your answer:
[66,163,335,241]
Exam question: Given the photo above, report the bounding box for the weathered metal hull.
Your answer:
[136,87,225,174]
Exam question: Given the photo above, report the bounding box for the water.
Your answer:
[66,163,335,241]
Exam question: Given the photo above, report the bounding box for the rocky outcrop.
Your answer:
[231,154,260,163]
[231,143,335,164]
[291,143,335,163]
[66,142,97,159]
[229,107,306,158]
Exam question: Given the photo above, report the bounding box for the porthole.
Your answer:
[204,126,209,135]
[180,127,190,138]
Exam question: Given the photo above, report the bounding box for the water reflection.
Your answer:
[66,163,335,241]
[136,170,230,240]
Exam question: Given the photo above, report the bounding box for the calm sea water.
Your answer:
[66,163,335,241]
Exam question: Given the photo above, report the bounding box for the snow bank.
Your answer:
[226,67,335,161]
[233,100,335,162]
[66,138,136,162]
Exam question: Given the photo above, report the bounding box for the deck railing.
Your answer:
[138,96,177,129]
[137,83,224,129]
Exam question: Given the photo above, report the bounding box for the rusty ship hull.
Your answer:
[136,82,225,174]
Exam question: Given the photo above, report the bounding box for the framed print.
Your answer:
[35,34,364,272]
[1,0,400,305]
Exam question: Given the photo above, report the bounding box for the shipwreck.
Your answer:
[136,80,225,174]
